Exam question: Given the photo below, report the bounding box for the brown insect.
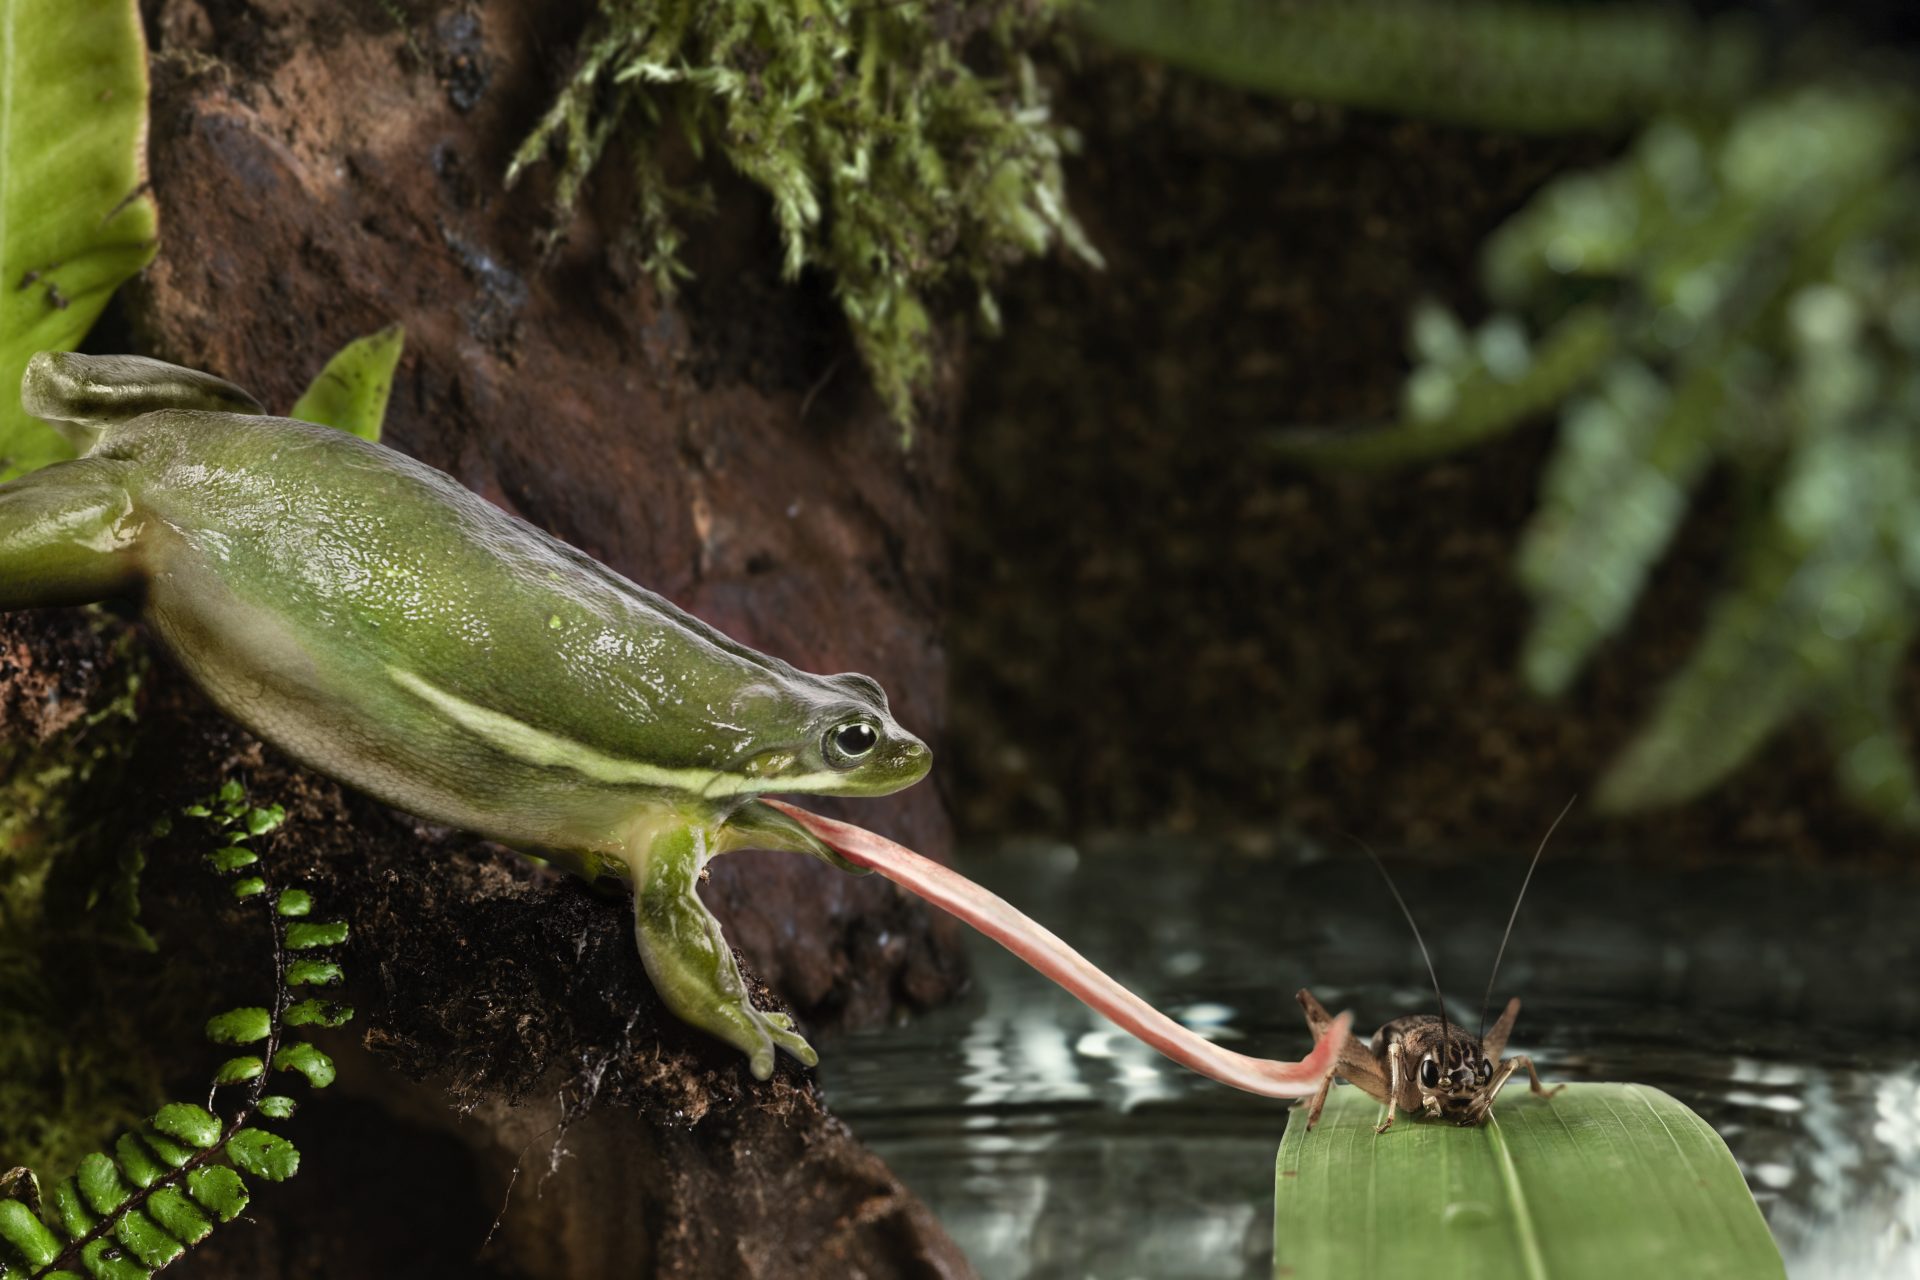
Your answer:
[1296,800,1574,1134]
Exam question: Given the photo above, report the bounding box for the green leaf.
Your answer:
[150,1103,220,1150]
[285,960,343,987]
[224,1128,298,1182]
[78,1236,149,1280]
[284,920,348,949]
[111,1208,183,1269]
[254,1096,298,1121]
[1273,1083,1783,1279]
[47,1179,92,1238]
[0,0,158,481]
[272,1041,336,1088]
[284,998,354,1028]
[0,1199,59,1267]
[243,804,286,836]
[275,889,313,917]
[143,1186,211,1245]
[289,324,405,442]
[216,780,244,810]
[212,1056,264,1086]
[111,1135,163,1190]
[204,1006,271,1045]
[74,1152,129,1215]
[231,876,266,899]
[205,844,257,873]
[132,1127,193,1171]
[183,1167,247,1223]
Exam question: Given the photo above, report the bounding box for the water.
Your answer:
[817,838,1920,1279]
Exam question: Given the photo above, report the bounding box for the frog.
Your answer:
[0,351,931,1080]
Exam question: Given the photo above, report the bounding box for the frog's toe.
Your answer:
[762,1010,795,1031]
[771,1022,818,1068]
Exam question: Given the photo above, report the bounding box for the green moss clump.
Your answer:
[509,0,1100,436]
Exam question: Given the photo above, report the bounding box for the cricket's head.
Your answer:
[1404,1022,1494,1123]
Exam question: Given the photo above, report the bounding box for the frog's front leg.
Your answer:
[0,458,143,608]
[626,819,817,1080]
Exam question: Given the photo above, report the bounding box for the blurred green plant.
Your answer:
[0,0,158,482]
[1095,0,1920,826]
[508,0,1100,437]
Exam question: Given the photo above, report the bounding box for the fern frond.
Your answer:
[0,784,354,1278]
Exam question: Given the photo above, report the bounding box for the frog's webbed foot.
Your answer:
[628,822,816,1080]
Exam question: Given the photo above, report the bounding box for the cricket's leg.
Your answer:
[0,459,142,609]
[1295,991,1392,1129]
[627,820,816,1080]
[1376,1042,1405,1134]
[1479,997,1523,1061]
[1471,1055,1563,1123]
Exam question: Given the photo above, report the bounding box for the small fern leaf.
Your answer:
[131,1129,192,1173]
[274,890,312,917]
[109,1138,162,1192]
[0,1199,59,1268]
[75,1154,130,1216]
[223,1130,298,1183]
[204,1007,271,1045]
[243,804,286,836]
[230,877,266,900]
[283,921,348,950]
[110,1209,183,1270]
[254,1097,298,1121]
[204,844,256,873]
[284,960,343,988]
[149,1106,219,1152]
[182,1168,247,1224]
[271,1043,336,1089]
[283,999,353,1029]
[141,1187,211,1250]
[47,1179,96,1239]
[77,1236,150,1279]
[212,1057,265,1086]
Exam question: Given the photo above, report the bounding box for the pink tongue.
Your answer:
[765,800,1350,1101]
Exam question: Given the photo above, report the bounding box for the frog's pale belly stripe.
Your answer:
[384,665,845,798]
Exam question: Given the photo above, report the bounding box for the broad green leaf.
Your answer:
[284,960,343,987]
[230,876,266,899]
[74,1152,128,1215]
[275,889,313,917]
[46,1179,92,1238]
[149,1104,219,1150]
[0,0,158,480]
[254,1096,298,1121]
[224,1128,298,1182]
[133,1127,193,1171]
[143,1186,211,1245]
[284,998,353,1029]
[205,845,257,873]
[284,920,347,949]
[1274,1083,1783,1280]
[212,1056,264,1086]
[111,1135,162,1189]
[78,1235,149,1280]
[243,804,286,836]
[112,1208,183,1269]
[289,324,405,442]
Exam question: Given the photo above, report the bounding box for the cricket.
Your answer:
[1295,799,1576,1134]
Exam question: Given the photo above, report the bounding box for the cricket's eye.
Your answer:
[1477,1059,1493,1083]
[1419,1059,1439,1089]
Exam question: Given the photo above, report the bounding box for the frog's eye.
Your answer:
[1419,1058,1439,1089]
[824,720,880,768]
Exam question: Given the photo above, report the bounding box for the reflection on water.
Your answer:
[817,839,1920,1279]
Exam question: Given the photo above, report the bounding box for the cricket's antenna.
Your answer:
[1343,833,1450,1043]
[1477,796,1577,1041]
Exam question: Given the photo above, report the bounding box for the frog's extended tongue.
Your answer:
[764,800,1350,1100]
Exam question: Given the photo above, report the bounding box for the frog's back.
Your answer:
[103,409,810,844]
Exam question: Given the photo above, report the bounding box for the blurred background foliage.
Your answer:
[1092,0,1920,828]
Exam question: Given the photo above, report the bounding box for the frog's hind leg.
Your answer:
[625,820,817,1080]
[23,352,261,454]
[0,458,143,608]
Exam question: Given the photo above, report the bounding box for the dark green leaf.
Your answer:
[212,1056,264,1086]
[231,876,266,899]
[133,1127,193,1171]
[205,845,257,873]
[78,1236,150,1280]
[184,1167,247,1223]
[112,1209,183,1269]
[48,1178,93,1238]
[272,1042,336,1088]
[224,1128,299,1182]
[290,324,406,442]
[244,804,286,835]
[204,1006,271,1045]
[143,1186,212,1245]
[216,780,245,809]
[150,1104,220,1150]
[284,921,348,949]
[284,999,354,1028]
[275,889,313,918]
[75,1153,129,1215]
[0,1200,59,1267]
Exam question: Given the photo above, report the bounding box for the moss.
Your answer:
[0,618,162,1175]
[509,0,1099,436]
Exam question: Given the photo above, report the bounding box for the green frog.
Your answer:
[0,351,931,1080]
